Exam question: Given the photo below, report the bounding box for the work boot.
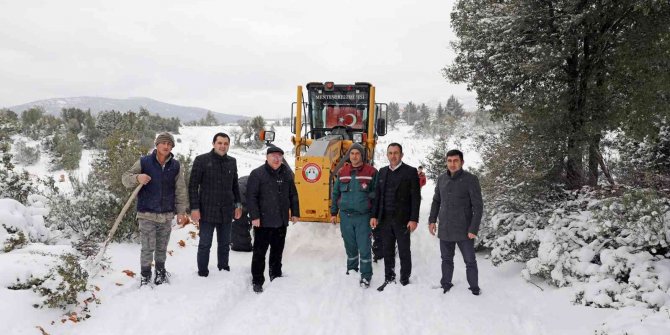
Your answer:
[140,275,151,287]
[154,268,170,285]
[384,275,396,285]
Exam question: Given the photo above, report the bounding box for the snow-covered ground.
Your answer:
[1,125,668,335]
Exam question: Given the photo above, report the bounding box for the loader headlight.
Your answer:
[263,130,275,142]
[352,132,363,143]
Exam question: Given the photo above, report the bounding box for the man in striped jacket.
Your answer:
[330,143,378,288]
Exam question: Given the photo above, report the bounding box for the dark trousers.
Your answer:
[440,239,479,289]
[380,214,412,281]
[371,227,384,261]
[251,226,287,285]
[197,220,232,275]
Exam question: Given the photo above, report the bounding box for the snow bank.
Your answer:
[0,195,50,247]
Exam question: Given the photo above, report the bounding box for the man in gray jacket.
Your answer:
[428,149,483,295]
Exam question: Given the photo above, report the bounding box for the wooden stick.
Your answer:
[88,184,143,276]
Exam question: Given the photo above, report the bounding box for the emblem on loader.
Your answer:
[302,163,322,183]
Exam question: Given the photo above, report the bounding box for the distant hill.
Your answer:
[5,96,248,123]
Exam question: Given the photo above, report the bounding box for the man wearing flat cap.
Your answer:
[246,145,299,293]
[189,132,242,277]
[122,132,189,287]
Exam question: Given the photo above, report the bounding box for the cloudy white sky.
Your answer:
[0,0,476,118]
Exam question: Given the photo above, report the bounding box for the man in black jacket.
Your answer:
[371,143,421,287]
[247,146,299,293]
[428,149,483,295]
[189,132,242,277]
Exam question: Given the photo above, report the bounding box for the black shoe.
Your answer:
[384,276,396,284]
[442,283,454,294]
[154,269,170,285]
[198,271,209,277]
[346,268,359,275]
[140,275,151,287]
[469,287,481,296]
[218,265,230,271]
[400,278,409,286]
[270,274,282,282]
[359,278,370,288]
[253,284,263,293]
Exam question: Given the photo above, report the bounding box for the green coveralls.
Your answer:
[331,168,377,280]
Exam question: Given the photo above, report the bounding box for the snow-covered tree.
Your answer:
[445,0,670,189]
[13,140,40,165]
[0,153,37,204]
[387,102,400,126]
[445,95,464,119]
[401,101,418,125]
[412,103,432,136]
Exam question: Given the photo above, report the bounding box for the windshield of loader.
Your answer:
[307,85,370,137]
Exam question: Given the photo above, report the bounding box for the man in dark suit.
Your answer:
[370,143,421,287]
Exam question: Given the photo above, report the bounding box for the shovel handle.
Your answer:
[103,183,143,246]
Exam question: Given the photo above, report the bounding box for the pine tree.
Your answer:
[203,111,219,126]
[81,110,100,148]
[435,103,445,123]
[445,95,464,119]
[51,131,82,171]
[20,107,44,139]
[0,153,37,204]
[413,103,432,136]
[88,129,150,240]
[0,109,19,141]
[423,136,450,180]
[387,102,400,125]
[401,102,418,125]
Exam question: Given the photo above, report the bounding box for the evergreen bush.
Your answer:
[14,140,41,165]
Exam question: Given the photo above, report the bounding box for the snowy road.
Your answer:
[47,203,615,335]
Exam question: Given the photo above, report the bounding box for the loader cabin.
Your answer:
[306,82,371,140]
[306,82,375,142]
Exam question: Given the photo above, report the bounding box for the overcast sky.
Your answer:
[0,0,476,118]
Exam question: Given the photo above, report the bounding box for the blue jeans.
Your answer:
[197,220,232,275]
[440,239,479,289]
